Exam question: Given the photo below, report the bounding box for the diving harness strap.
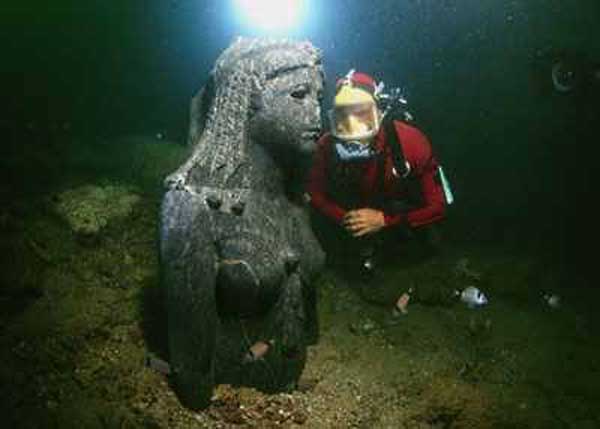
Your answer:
[383,118,454,205]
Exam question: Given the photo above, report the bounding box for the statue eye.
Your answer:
[291,86,309,99]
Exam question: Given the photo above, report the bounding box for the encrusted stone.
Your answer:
[159,37,325,409]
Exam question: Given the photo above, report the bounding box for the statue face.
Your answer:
[249,66,324,166]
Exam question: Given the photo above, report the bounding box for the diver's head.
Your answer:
[329,70,382,144]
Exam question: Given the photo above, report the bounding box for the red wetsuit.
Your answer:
[307,120,445,228]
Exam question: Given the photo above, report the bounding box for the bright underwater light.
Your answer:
[233,0,308,33]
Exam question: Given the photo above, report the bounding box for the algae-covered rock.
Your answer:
[54,184,141,238]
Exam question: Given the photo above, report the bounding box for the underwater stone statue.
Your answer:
[159,37,325,409]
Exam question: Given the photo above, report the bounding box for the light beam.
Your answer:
[233,0,308,33]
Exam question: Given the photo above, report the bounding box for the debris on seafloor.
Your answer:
[454,257,483,282]
[455,286,488,309]
[208,385,308,426]
[243,340,275,364]
[392,287,414,317]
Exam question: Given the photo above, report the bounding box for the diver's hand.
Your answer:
[343,208,385,237]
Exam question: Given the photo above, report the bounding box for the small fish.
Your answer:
[456,286,488,308]
[542,293,561,309]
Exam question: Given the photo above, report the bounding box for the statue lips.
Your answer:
[300,130,321,145]
[301,129,321,140]
[299,129,321,154]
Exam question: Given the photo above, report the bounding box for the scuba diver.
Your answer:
[306,70,453,302]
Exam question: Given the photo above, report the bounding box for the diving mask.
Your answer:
[329,102,381,142]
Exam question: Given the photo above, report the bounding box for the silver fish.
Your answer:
[543,293,561,309]
[456,286,488,308]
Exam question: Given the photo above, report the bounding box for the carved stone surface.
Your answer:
[159,37,325,409]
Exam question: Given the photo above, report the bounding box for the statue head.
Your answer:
[188,37,324,188]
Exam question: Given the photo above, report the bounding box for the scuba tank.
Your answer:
[378,83,454,206]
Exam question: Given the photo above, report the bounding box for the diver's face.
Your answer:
[249,66,324,164]
[333,103,379,142]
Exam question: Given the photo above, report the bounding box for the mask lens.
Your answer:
[333,103,377,139]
